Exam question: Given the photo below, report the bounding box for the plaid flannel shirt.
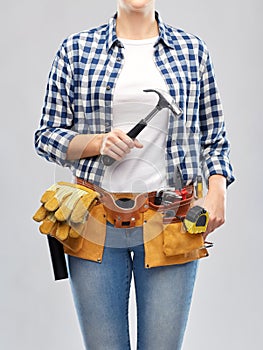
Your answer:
[35,13,234,188]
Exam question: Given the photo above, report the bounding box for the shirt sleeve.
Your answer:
[34,41,78,167]
[199,50,235,187]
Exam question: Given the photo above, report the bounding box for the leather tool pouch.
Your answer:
[148,191,205,258]
[56,222,85,253]
[162,222,204,257]
[33,182,101,255]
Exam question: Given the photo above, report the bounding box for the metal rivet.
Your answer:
[97,258,102,263]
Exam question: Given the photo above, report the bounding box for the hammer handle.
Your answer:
[47,235,68,280]
[101,120,147,166]
[127,119,147,138]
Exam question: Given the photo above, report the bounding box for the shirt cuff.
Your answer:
[46,129,78,167]
[202,156,235,188]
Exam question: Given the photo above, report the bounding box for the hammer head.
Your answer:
[143,88,182,117]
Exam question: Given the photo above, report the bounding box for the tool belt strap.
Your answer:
[75,177,155,228]
[75,177,194,228]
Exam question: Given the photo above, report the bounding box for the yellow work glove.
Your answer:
[55,185,98,223]
[42,182,74,211]
[33,182,99,242]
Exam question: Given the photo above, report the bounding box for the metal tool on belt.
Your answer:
[154,168,209,234]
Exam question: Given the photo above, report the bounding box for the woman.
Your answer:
[35,1,234,349]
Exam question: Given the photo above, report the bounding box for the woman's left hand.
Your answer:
[202,175,227,240]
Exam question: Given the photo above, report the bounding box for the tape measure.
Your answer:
[184,205,209,234]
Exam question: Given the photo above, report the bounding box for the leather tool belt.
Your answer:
[33,178,209,268]
[75,177,153,228]
[75,177,194,228]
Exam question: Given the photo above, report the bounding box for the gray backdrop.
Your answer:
[1,1,262,349]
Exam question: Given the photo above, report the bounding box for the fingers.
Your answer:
[134,138,144,148]
[202,214,225,239]
[201,190,226,239]
[100,129,143,160]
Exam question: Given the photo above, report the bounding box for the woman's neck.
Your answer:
[116,9,158,40]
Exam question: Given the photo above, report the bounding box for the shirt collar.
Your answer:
[106,13,120,52]
[106,12,175,52]
[155,12,175,49]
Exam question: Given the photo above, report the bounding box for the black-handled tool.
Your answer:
[47,235,68,280]
[102,88,182,166]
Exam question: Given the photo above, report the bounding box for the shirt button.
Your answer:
[106,85,111,90]
[116,57,121,62]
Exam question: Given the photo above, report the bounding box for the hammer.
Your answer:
[101,88,182,166]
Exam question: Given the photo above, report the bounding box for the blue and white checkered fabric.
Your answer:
[35,12,234,187]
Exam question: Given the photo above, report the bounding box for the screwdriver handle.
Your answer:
[101,119,147,166]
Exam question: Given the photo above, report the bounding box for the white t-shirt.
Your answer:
[102,37,169,193]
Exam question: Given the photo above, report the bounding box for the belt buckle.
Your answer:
[114,216,137,228]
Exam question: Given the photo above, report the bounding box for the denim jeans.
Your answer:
[68,223,198,350]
